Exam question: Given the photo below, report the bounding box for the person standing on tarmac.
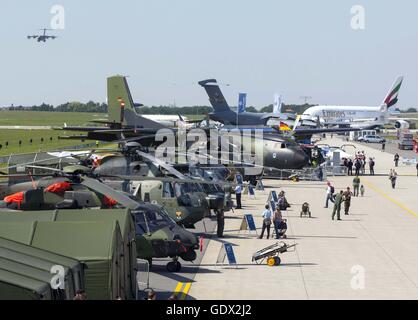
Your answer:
[394,154,400,167]
[273,207,283,239]
[369,158,375,176]
[416,163,418,177]
[353,176,361,197]
[259,205,272,239]
[216,210,225,238]
[234,184,242,209]
[347,159,353,176]
[389,169,398,189]
[382,142,386,151]
[332,191,344,221]
[343,187,353,215]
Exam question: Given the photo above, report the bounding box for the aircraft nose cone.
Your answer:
[293,151,309,169]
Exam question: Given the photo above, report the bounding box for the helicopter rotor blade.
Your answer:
[135,150,186,179]
[80,176,139,210]
[100,174,234,187]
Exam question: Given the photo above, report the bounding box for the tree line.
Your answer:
[3,102,415,115]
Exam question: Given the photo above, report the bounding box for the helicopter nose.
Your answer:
[293,151,309,169]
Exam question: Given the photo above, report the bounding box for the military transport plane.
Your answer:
[57,75,312,170]
[27,28,57,42]
[198,78,359,138]
[302,76,405,129]
[199,79,285,126]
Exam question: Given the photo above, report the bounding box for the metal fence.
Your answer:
[0,143,97,164]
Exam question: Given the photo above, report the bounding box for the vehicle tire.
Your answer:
[274,256,281,266]
[175,261,182,272]
[166,261,177,272]
[180,249,197,262]
[267,257,276,267]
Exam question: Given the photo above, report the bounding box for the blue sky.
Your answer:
[0,0,417,109]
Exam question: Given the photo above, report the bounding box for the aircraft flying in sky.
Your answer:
[27,28,57,42]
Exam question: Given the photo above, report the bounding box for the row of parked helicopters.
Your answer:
[0,75,357,272]
[0,142,241,272]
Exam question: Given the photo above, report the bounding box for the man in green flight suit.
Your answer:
[343,187,353,215]
[353,176,361,197]
[332,190,344,221]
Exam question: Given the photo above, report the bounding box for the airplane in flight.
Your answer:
[302,76,408,129]
[27,28,57,42]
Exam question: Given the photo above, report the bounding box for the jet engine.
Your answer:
[394,120,410,130]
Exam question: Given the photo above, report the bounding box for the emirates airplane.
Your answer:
[302,76,407,129]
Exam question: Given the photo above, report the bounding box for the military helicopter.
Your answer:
[27,28,57,42]
[85,143,214,228]
[0,163,199,272]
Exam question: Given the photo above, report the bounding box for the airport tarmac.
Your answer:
[161,136,418,300]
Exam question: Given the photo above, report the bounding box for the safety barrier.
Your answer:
[136,259,151,300]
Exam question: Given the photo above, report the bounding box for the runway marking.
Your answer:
[180,282,192,300]
[173,282,192,300]
[362,178,418,219]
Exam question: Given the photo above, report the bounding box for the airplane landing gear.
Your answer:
[166,257,182,272]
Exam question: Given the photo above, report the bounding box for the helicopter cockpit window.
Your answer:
[174,183,183,197]
[162,182,175,198]
[134,211,148,235]
[145,210,168,232]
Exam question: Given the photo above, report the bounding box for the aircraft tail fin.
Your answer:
[107,75,164,129]
[381,76,404,109]
[198,79,231,112]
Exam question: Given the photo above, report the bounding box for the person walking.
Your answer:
[235,184,242,209]
[273,207,283,239]
[353,176,360,197]
[416,162,418,177]
[343,187,353,215]
[394,153,400,167]
[347,159,353,176]
[389,169,398,189]
[360,185,365,197]
[382,142,386,151]
[325,182,335,208]
[369,158,375,175]
[332,191,344,220]
[259,205,272,239]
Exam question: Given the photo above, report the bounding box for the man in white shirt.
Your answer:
[325,181,335,208]
[235,184,242,209]
[259,205,272,239]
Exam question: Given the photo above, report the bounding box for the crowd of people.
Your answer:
[325,178,365,221]
[258,191,290,240]
[342,151,375,176]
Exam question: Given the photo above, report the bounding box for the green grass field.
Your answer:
[0,111,205,157]
[0,129,95,157]
[0,111,108,157]
[0,110,104,127]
